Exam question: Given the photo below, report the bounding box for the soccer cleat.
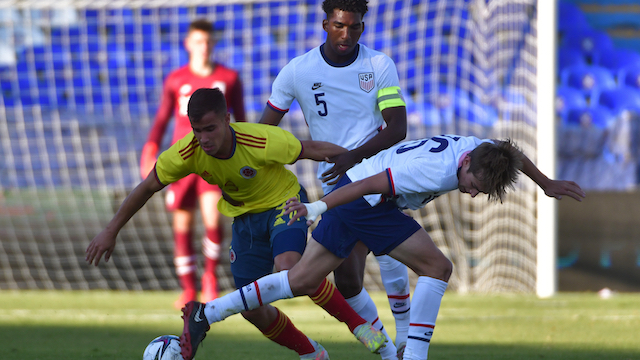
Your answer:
[353,322,387,354]
[201,272,218,303]
[180,301,210,360]
[174,288,197,310]
[396,342,406,360]
[300,340,330,360]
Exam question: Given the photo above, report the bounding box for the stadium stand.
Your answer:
[557,0,640,190]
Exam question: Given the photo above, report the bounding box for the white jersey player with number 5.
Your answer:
[260,1,410,358]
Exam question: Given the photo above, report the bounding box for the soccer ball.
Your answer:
[143,335,187,360]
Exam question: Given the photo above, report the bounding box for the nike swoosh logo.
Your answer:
[393,302,406,308]
[194,305,205,322]
[312,84,322,90]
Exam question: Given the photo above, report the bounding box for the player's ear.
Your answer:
[362,21,365,33]
[225,112,231,125]
[322,18,328,32]
[463,154,472,167]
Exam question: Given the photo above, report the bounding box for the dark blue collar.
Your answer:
[320,43,360,67]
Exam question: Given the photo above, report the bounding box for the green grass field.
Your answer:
[1,290,639,360]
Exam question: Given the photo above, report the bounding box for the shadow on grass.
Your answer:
[1,325,639,360]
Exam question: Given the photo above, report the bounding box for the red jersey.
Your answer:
[146,63,246,145]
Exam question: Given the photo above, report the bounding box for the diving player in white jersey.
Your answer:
[260,1,410,358]
[178,135,585,360]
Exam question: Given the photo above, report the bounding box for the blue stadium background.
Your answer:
[1,0,536,192]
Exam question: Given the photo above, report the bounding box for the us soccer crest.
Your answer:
[359,72,374,93]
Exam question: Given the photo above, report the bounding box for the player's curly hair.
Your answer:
[468,139,524,202]
[187,88,227,123]
[322,0,368,17]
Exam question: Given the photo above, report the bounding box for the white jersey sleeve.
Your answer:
[372,53,401,92]
[349,135,493,209]
[268,61,296,112]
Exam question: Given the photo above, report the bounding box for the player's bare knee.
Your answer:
[415,254,452,281]
[288,272,321,296]
[440,257,453,282]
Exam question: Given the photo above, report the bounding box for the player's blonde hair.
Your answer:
[468,139,523,202]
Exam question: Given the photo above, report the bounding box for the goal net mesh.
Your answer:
[0,0,538,293]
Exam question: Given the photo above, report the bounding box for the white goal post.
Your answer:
[536,0,558,298]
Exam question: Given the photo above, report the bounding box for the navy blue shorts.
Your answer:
[230,187,309,288]
[312,176,422,259]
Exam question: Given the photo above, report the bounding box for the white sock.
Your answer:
[377,254,411,346]
[403,276,447,360]
[345,288,398,360]
[204,271,293,324]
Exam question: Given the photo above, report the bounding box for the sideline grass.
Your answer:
[0,290,638,359]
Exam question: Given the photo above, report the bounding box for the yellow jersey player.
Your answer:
[86,88,387,360]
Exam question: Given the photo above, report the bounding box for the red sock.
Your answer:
[262,308,316,355]
[174,231,196,292]
[203,227,223,274]
[309,278,366,332]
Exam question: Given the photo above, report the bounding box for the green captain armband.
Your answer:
[377,86,406,111]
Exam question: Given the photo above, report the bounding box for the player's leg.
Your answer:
[198,180,224,302]
[272,190,372,335]
[334,242,398,360]
[229,209,327,359]
[387,228,452,360]
[236,273,327,360]
[376,254,411,356]
[180,238,385,360]
[333,241,367,298]
[167,176,199,309]
[180,237,341,360]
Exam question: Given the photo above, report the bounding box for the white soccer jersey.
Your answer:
[346,135,494,210]
[268,44,403,194]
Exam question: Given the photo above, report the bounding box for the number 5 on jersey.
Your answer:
[315,93,328,116]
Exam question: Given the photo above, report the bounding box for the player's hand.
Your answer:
[140,142,158,179]
[543,180,586,201]
[321,152,359,185]
[85,229,117,266]
[284,197,309,225]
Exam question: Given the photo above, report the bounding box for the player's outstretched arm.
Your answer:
[258,106,286,126]
[284,171,390,225]
[299,140,347,162]
[517,150,586,202]
[85,171,165,266]
[322,106,407,185]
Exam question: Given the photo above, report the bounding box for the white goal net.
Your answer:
[0,0,538,293]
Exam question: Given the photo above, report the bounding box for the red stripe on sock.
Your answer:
[372,317,381,327]
[254,281,263,306]
[410,323,435,328]
[388,294,410,299]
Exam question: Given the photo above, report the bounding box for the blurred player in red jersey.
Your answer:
[140,19,246,309]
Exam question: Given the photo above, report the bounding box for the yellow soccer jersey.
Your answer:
[155,122,302,217]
